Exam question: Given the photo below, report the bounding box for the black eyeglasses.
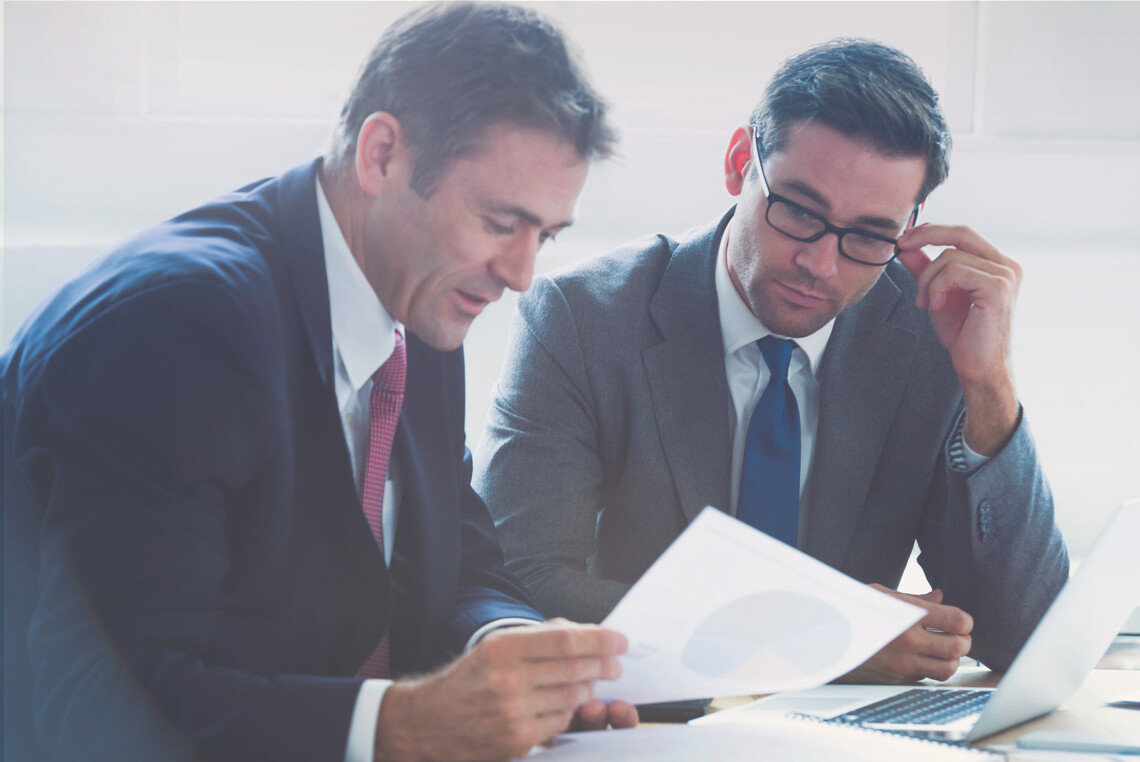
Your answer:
[750,126,919,267]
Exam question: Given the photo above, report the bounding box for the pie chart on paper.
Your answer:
[681,590,852,681]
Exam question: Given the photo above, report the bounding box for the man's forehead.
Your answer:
[766,120,925,220]
[441,122,589,225]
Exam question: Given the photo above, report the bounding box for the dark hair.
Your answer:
[325,2,617,197]
[751,38,951,204]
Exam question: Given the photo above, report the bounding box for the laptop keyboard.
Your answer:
[833,688,993,726]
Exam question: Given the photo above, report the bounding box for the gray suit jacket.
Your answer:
[474,210,1068,670]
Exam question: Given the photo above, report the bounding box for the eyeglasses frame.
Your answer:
[749,126,920,267]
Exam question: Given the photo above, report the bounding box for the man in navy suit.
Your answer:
[1,4,636,761]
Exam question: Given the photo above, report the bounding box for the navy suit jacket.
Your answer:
[1,160,542,762]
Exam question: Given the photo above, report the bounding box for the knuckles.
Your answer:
[505,726,537,759]
[477,631,516,664]
[487,668,521,697]
[929,660,959,682]
[549,627,579,655]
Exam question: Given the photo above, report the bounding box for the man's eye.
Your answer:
[484,218,516,235]
[539,230,559,245]
[784,203,812,220]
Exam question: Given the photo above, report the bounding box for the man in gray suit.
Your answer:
[474,39,1068,681]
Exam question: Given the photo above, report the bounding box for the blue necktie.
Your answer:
[737,336,801,546]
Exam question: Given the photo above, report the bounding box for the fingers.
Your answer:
[484,621,628,662]
[570,700,640,733]
[866,584,974,682]
[897,223,1002,261]
[529,680,597,717]
[375,624,631,762]
[908,652,968,683]
[520,649,622,687]
[896,247,931,280]
[467,623,628,727]
[606,701,639,729]
[866,628,971,683]
[919,601,974,636]
[895,224,1020,312]
[884,585,972,636]
[916,251,1019,312]
[899,622,972,661]
[575,700,609,731]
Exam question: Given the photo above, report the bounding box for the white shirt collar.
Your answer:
[316,176,401,394]
[715,218,833,376]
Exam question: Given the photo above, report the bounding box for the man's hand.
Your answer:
[837,585,974,684]
[896,224,1021,455]
[373,620,632,762]
[575,698,639,731]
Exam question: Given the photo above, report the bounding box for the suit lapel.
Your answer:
[643,212,735,523]
[271,160,398,671]
[803,266,917,568]
[274,158,369,532]
[277,159,336,388]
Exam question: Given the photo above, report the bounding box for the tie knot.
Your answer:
[758,336,795,381]
[372,333,407,396]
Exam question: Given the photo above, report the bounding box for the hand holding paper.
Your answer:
[596,508,925,705]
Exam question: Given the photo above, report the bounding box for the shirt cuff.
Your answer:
[465,617,544,652]
[947,412,991,473]
[344,679,391,762]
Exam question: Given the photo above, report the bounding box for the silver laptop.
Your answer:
[743,498,1140,743]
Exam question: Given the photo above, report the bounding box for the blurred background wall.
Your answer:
[4,1,1139,570]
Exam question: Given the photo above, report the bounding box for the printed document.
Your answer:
[595,507,924,704]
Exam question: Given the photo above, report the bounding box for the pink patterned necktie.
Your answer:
[356,332,406,679]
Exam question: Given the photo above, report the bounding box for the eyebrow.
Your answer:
[780,179,905,233]
[488,203,574,232]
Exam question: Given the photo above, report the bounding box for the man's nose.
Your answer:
[490,235,538,293]
[794,232,842,280]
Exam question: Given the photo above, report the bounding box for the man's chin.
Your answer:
[762,308,835,339]
[410,318,474,353]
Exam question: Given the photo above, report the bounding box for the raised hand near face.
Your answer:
[896,224,1021,455]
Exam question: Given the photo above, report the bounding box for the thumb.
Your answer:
[915,588,944,604]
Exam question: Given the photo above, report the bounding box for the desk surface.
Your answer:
[702,636,1140,759]
[949,667,1139,756]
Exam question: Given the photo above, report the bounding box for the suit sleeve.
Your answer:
[12,279,360,762]
[915,408,1069,670]
[408,343,544,663]
[441,447,547,646]
[473,278,631,623]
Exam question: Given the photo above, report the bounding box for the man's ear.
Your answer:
[355,112,408,197]
[724,126,753,198]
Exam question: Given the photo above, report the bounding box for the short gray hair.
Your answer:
[325,2,618,198]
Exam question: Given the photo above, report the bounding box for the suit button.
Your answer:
[979,501,994,541]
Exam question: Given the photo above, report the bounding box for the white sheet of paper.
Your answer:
[529,719,995,761]
[595,507,925,704]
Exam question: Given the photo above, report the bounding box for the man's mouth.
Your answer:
[775,280,827,307]
[454,289,494,316]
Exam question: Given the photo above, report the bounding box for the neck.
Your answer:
[318,162,370,275]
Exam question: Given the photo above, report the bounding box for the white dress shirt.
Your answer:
[317,179,401,762]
